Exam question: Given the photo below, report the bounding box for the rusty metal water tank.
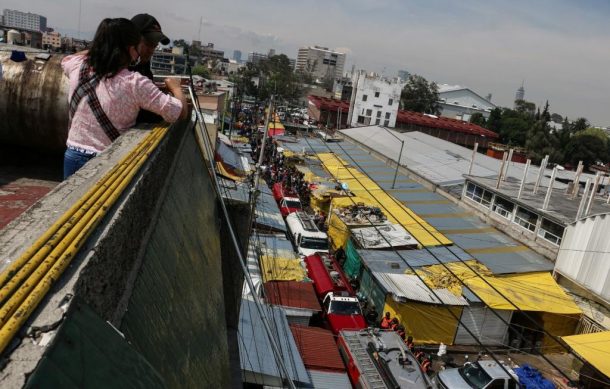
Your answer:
[0,48,69,153]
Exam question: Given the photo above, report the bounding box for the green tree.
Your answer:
[400,74,441,114]
[525,101,563,163]
[514,99,536,116]
[550,113,563,123]
[571,117,590,134]
[564,128,609,169]
[486,108,503,133]
[255,54,303,102]
[192,65,210,79]
[469,112,486,127]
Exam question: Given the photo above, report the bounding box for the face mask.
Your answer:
[130,55,141,67]
[130,47,141,67]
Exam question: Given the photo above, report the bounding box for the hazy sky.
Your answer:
[6,0,610,124]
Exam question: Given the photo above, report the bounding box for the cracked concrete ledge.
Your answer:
[0,124,181,388]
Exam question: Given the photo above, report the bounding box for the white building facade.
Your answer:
[2,9,47,31]
[295,46,346,81]
[555,213,610,331]
[437,84,496,120]
[347,71,404,128]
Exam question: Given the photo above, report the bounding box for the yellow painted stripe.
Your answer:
[466,245,529,254]
[418,212,473,218]
[439,227,497,234]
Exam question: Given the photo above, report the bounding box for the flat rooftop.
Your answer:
[467,175,610,225]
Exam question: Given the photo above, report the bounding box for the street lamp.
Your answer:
[380,127,405,189]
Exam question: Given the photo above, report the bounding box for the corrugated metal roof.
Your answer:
[255,190,286,232]
[289,325,346,372]
[238,299,311,387]
[358,246,473,271]
[264,281,321,311]
[338,127,574,188]
[307,369,352,389]
[374,272,468,306]
[396,110,498,138]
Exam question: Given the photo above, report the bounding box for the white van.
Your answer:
[285,212,329,257]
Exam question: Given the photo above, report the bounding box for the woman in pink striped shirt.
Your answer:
[62,18,187,179]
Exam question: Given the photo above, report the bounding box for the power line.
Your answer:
[296,136,534,383]
[300,134,580,383]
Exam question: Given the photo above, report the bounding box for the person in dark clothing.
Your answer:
[129,14,170,124]
[365,305,378,326]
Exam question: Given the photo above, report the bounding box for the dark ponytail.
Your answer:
[87,18,141,78]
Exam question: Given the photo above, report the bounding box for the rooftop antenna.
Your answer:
[198,16,202,41]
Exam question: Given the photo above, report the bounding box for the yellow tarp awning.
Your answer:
[260,256,307,283]
[465,272,581,314]
[414,261,582,314]
[318,153,452,248]
[216,162,244,182]
[384,295,462,345]
[563,331,610,378]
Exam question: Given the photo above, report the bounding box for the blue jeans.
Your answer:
[63,148,96,180]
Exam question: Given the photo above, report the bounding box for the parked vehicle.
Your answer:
[338,329,437,388]
[434,360,519,389]
[285,212,329,257]
[305,253,366,334]
[272,183,302,217]
[321,292,366,334]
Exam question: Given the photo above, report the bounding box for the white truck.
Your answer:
[434,360,519,389]
[285,212,329,257]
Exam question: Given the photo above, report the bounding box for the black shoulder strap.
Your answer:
[69,62,120,141]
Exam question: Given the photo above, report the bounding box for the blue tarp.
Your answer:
[514,364,554,389]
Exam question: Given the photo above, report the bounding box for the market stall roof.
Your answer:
[562,331,610,379]
[238,299,311,387]
[264,281,320,311]
[375,272,468,306]
[289,324,346,372]
[351,223,418,249]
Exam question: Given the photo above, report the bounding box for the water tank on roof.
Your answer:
[0,50,69,153]
[7,30,21,45]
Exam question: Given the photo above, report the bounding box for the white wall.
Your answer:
[350,72,404,128]
[439,89,495,119]
[555,213,610,303]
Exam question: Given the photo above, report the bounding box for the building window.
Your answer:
[464,182,493,208]
[513,206,538,232]
[377,111,382,118]
[492,196,514,219]
[384,120,390,126]
[375,118,381,125]
[366,109,372,116]
[385,112,391,119]
[538,218,564,245]
[357,116,365,124]
[362,95,368,102]
[375,92,380,98]
[389,98,393,105]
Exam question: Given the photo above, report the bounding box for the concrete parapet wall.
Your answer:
[0,120,233,387]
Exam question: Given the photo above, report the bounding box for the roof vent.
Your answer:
[390,262,400,269]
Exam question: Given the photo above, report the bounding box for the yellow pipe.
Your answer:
[0,128,159,291]
[0,129,165,325]
[0,125,169,352]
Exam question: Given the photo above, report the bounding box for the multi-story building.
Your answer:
[232,50,242,62]
[2,9,47,32]
[200,43,224,60]
[295,46,346,81]
[151,47,196,75]
[247,52,267,64]
[42,31,61,49]
[347,71,404,128]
